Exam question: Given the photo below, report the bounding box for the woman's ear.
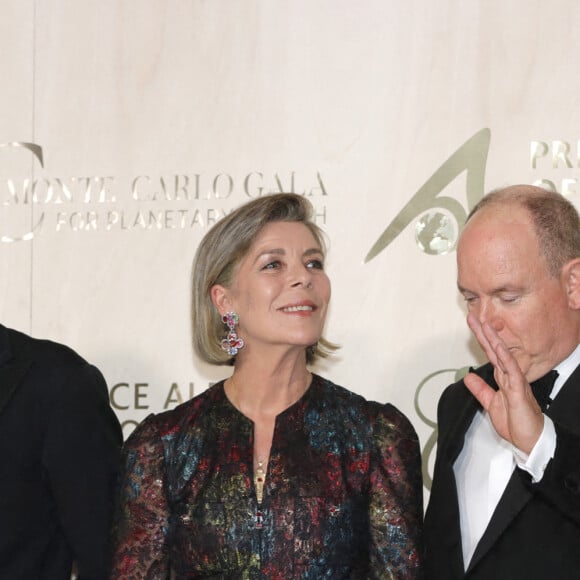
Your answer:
[562,258,580,310]
[210,284,231,316]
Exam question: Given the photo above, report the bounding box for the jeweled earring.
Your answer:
[220,312,245,356]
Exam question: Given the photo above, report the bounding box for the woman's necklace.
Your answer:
[254,459,266,529]
[254,460,266,505]
[228,376,268,527]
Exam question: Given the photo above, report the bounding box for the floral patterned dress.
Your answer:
[111,374,423,579]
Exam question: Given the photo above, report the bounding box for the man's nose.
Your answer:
[476,300,502,330]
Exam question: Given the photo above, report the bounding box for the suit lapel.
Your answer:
[444,391,482,462]
[467,467,532,572]
[0,325,31,416]
[433,384,482,575]
[438,364,499,575]
[546,363,580,432]
[442,365,495,467]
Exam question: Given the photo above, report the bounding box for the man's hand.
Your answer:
[464,313,544,454]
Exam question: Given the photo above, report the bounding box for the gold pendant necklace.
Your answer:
[254,460,266,505]
[228,377,268,505]
[254,460,266,529]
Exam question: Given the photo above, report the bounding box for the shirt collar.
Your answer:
[552,343,580,399]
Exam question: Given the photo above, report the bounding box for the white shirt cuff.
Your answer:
[512,416,557,483]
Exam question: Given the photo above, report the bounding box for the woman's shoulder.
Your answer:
[312,374,418,440]
[311,373,367,406]
[124,381,225,449]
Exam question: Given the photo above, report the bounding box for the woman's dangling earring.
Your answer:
[220,312,245,356]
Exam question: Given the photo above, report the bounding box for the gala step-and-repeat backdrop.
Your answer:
[2,0,580,494]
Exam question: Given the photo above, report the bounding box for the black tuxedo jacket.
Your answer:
[424,362,580,579]
[0,325,122,579]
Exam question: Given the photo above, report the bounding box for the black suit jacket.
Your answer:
[424,362,580,579]
[0,325,122,579]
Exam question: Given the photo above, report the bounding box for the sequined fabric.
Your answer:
[111,374,423,579]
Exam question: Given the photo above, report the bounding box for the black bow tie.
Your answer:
[530,370,559,412]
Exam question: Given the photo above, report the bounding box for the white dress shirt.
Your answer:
[453,344,580,568]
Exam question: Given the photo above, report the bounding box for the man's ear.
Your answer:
[562,258,580,310]
[210,284,232,316]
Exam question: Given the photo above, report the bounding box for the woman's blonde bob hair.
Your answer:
[192,193,337,365]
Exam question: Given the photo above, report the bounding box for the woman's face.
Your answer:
[214,221,331,357]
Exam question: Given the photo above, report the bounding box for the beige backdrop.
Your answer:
[2,0,580,494]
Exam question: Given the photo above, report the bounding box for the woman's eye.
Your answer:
[262,260,281,270]
[306,259,324,270]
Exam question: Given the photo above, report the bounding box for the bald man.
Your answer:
[424,185,580,579]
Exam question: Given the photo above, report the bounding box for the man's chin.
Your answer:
[507,353,534,380]
[523,365,552,384]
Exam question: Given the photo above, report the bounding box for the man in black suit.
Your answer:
[424,185,580,579]
[0,324,122,579]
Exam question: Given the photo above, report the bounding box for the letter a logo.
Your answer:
[365,128,491,261]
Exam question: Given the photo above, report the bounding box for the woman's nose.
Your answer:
[290,264,312,288]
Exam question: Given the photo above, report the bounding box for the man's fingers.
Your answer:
[480,322,512,374]
[467,314,495,363]
[464,372,496,411]
[490,337,532,399]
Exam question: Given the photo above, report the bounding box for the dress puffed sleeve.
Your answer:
[111,415,171,579]
[368,403,423,579]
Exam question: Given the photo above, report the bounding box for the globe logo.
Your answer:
[414,209,458,255]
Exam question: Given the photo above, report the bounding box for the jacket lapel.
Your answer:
[546,363,580,432]
[467,468,532,572]
[0,325,31,416]
[445,391,482,462]
[433,384,482,576]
